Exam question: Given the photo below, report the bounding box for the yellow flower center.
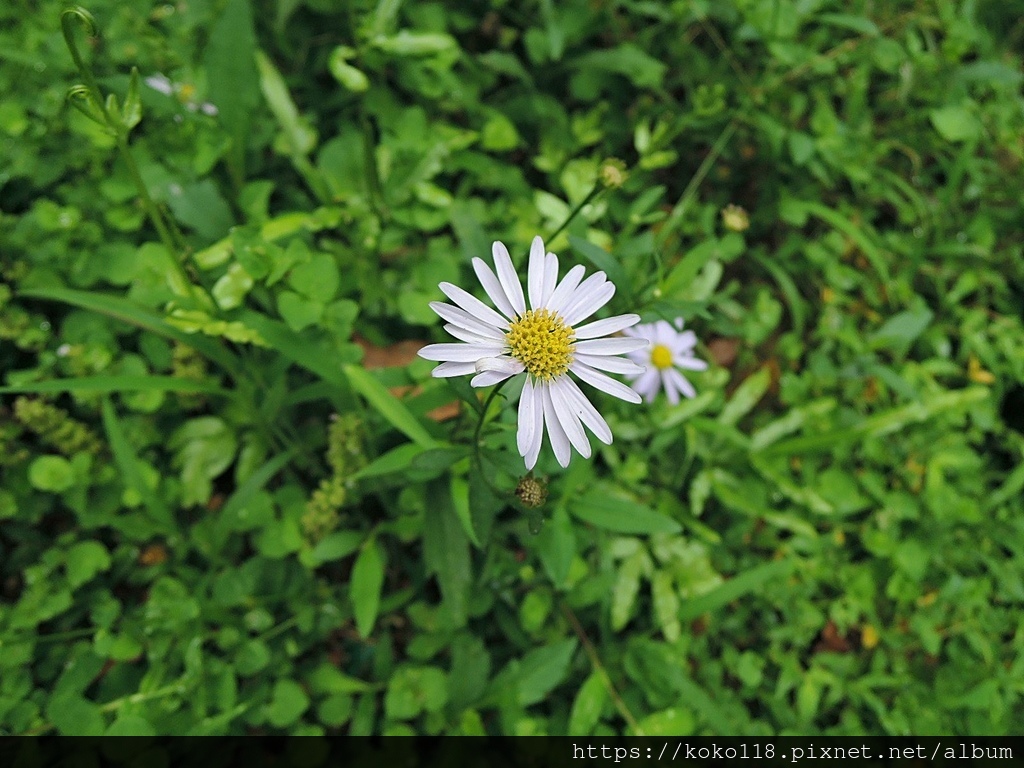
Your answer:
[505,308,575,380]
[650,344,673,370]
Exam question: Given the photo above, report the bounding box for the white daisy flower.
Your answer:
[623,318,708,405]
[418,236,649,469]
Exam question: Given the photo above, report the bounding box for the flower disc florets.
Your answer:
[505,308,575,380]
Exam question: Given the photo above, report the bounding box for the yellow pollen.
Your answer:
[651,344,673,370]
[505,308,575,380]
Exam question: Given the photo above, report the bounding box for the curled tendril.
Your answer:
[65,83,107,127]
[60,6,98,38]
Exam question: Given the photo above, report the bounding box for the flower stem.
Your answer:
[548,184,604,243]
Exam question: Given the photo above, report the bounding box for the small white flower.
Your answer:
[623,318,708,405]
[145,73,219,116]
[418,236,648,469]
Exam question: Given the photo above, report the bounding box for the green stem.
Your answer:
[548,184,603,243]
[656,119,739,249]
[472,379,511,498]
[61,7,199,304]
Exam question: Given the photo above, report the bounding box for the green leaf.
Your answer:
[102,397,175,535]
[277,291,323,331]
[46,695,106,736]
[515,638,577,706]
[121,66,142,131]
[385,665,448,720]
[611,548,646,630]
[677,560,795,621]
[573,44,666,88]
[635,707,696,736]
[256,49,317,156]
[372,31,456,56]
[930,104,981,142]
[289,253,340,304]
[571,482,681,535]
[568,671,607,736]
[329,48,370,92]
[106,713,157,736]
[870,304,934,351]
[568,235,630,298]
[169,416,238,507]
[350,539,385,637]
[204,0,260,175]
[267,679,310,728]
[449,475,480,547]
[651,570,681,642]
[534,504,576,588]
[28,455,75,492]
[65,541,112,589]
[719,366,771,426]
[212,263,254,311]
[423,490,471,627]
[342,364,437,448]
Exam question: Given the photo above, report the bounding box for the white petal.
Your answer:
[551,377,591,459]
[439,282,509,330]
[540,382,572,467]
[575,353,645,376]
[666,367,697,399]
[430,361,477,378]
[675,356,709,371]
[475,356,524,375]
[527,236,545,310]
[571,360,642,403]
[517,377,537,457]
[574,314,641,340]
[574,337,650,356]
[524,381,545,469]
[444,323,502,345]
[654,320,674,347]
[671,329,698,353]
[541,252,559,306]
[559,375,613,445]
[634,368,661,401]
[429,302,505,340]
[544,264,586,313]
[562,281,615,328]
[661,369,680,405]
[418,342,502,362]
[492,241,526,316]
[472,258,518,320]
[556,272,604,319]
[472,369,516,388]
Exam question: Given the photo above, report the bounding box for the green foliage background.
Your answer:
[2,0,1023,736]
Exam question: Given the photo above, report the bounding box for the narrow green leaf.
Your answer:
[571,483,681,535]
[677,560,794,621]
[101,397,175,536]
[350,539,386,638]
[718,366,771,426]
[567,671,607,736]
[343,364,437,448]
[423,490,471,627]
[449,475,480,547]
[220,450,295,523]
[515,638,578,706]
[122,66,142,131]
